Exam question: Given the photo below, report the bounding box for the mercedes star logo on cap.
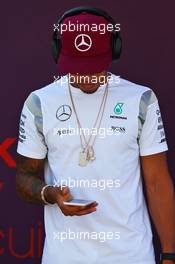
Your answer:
[74,34,92,52]
[56,105,72,121]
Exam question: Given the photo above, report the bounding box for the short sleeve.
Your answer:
[138,89,168,156]
[17,92,48,159]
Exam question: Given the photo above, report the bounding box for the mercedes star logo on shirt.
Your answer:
[74,34,92,52]
[56,105,72,121]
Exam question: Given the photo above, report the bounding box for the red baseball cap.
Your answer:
[57,13,112,74]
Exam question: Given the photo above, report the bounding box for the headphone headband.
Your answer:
[56,6,117,27]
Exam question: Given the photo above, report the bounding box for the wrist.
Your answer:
[162,245,175,252]
[44,186,59,204]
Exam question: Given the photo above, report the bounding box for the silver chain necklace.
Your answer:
[68,74,109,166]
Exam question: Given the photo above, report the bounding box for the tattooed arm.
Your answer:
[16,153,56,205]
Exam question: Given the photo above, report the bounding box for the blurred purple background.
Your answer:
[1,0,175,263]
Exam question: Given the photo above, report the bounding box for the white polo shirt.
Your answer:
[17,73,168,264]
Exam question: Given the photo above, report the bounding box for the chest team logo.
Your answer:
[56,105,72,121]
[114,103,124,115]
[74,34,92,52]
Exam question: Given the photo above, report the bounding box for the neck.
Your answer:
[69,71,110,94]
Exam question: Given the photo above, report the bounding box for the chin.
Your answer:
[80,83,99,91]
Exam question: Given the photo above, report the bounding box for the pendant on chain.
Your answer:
[87,146,96,161]
[79,149,88,166]
[78,146,96,166]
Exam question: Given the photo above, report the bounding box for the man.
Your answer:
[16,7,175,264]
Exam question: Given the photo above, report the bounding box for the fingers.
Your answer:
[74,206,97,216]
[62,206,97,216]
[82,202,98,209]
[60,186,70,195]
[60,202,98,216]
[56,186,73,205]
[62,193,73,202]
[55,185,98,217]
[64,201,98,210]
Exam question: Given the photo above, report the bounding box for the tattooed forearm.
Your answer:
[16,154,46,205]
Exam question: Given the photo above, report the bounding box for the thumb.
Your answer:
[61,186,70,195]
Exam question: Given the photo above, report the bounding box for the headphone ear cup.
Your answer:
[112,33,122,61]
[52,32,61,63]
